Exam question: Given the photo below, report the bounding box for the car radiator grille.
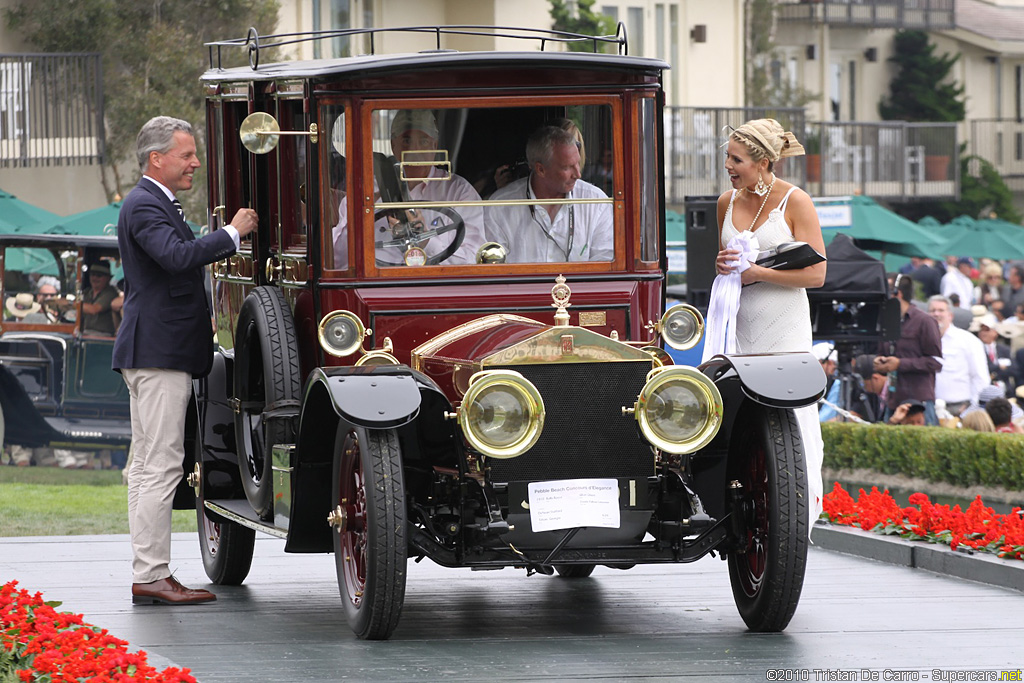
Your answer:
[487,361,653,483]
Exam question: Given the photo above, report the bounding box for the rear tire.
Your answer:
[726,404,808,632]
[233,286,300,518]
[332,427,407,640]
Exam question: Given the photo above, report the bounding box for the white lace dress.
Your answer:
[720,186,824,528]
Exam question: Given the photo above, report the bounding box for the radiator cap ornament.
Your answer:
[551,275,571,327]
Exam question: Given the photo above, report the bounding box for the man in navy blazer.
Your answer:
[113,116,257,605]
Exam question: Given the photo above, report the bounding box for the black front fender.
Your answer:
[702,351,825,409]
[312,365,422,428]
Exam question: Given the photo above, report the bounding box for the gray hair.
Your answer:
[526,125,578,169]
[136,116,193,172]
[927,294,952,311]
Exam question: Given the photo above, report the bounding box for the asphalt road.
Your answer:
[2,532,1023,682]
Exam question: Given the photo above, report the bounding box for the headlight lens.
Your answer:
[318,311,365,357]
[635,366,722,454]
[660,304,704,351]
[459,370,544,459]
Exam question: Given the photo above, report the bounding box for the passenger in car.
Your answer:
[81,261,119,336]
[331,109,485,268]
[485,125,613,263]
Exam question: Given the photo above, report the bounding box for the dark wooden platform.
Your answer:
[2,531,1022,681]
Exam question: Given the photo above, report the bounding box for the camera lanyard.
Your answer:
[528,185,575,261]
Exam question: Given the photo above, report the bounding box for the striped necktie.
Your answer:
[172,198,184,221]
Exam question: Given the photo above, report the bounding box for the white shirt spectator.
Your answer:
[934,324,989,405]
[485,176,613,263]
[940,268,974,308]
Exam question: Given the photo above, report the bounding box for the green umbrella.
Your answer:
[0,188,60,233]
[38,201,122,236]
[973,217,1024,243]
[934,221,1024,260]
[843,195,944,259]
[666,210,685,245]
[1,246,61,275]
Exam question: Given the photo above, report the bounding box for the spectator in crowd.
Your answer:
[948,294,973,329]
[960,409,995,432]
[928,295,988,416]
[975,262,1003,307]
[847,354,887,423]
[985,397,1024,433]
[961,384,1024,423]
[876,273,943,425]
[908,257,943,299]
[1002,265,1024,314]
[941,257,975,309]
[972,312,1016,395]
[888,399,927,426]
[81,261,119,336]
[813,342,840,421]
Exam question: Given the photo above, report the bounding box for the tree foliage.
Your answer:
[896,151,1023,224]
[879,30,965,122]
[3,0,279,215]
[549,0,618,53]
[744,0,816,108]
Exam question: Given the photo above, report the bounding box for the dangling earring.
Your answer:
[753,174,769,197]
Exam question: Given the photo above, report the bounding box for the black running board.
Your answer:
[204,499,288,539]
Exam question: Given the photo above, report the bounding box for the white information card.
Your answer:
[527,478,620,532]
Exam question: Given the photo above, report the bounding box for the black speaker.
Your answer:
[684,195,719,313]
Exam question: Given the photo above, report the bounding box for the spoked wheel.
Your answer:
[554,565,596,578]
[233,286,300,518]
[726,404,808,632]
[331,427,407,640]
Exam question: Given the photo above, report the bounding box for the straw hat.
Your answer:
[5,292,41,318]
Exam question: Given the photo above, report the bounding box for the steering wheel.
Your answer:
[373,206,466,266]
[370,151,467,266]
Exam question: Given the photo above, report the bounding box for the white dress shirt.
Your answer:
[940,269,974,308]
[484,176,613,263]
[934,324,989,404]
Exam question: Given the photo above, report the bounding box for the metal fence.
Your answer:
[968,118,1024,192]
[0,53,104,168]
[663,106,959,206]
[776,0,956,30]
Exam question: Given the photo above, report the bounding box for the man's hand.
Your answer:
[874,355,900,373]
[231,208,259,238]
[888,402,910,425]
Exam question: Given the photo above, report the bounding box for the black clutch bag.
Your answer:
[755,241,826,270]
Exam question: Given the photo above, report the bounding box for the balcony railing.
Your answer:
[664,107,959,205]
[0,53,104,168]
[777,0,955,30]
[968,118,1024,192]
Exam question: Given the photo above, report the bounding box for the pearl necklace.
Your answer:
[745,174,777,232]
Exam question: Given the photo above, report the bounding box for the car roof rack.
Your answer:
[205,24,629,71]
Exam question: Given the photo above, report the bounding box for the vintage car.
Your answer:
[188,26,825,640]
[0,233,130,457]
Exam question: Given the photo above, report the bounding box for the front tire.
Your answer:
[332,427,407,640]
[554,564,595,578]
[726,404,808,632]
[233,286,300,518]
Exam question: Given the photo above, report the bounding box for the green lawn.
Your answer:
[0,467,197,537]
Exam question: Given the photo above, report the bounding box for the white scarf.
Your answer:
[701,231,760,363]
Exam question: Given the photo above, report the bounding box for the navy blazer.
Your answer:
[112,179,236,377]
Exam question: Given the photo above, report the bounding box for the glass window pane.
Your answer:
[639,97,659,263]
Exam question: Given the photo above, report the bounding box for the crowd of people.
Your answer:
[816,260,1024,433]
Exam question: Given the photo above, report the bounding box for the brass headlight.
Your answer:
[635,366,722,454]
[355,350,400,366]
[660,304,704,350]
[318,311,365,358]
[458,370,545,459]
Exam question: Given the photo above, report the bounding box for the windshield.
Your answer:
[327,101,619,270]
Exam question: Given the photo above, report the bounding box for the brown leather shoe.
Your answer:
[132,576,216,605]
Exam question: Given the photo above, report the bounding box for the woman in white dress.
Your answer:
[714,118,827,528]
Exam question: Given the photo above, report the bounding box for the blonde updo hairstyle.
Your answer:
[730,118,805,172]
[960,410,995,432]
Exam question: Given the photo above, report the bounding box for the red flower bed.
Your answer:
[822,483,1024,561]
[0,581,196,682]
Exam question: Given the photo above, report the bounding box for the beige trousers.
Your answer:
[123,367,191,584]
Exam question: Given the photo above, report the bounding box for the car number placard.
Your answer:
[527,479,620,532]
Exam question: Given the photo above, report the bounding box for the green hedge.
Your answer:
[821,422,1024,490]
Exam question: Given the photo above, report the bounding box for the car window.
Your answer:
[1,246,68,325]
[329,102,617,270]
